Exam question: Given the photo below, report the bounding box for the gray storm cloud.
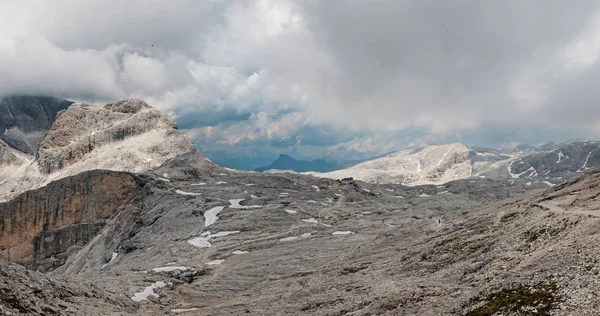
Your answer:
[2,0,600,158]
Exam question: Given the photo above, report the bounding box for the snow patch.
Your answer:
[557,151,569,163]
[228,199,262,209]
[131,281,167,302]
[206,259,224,265]
[204,206,225,227]
[577,149,596,172]
[285,209,297,214]
[311,185,320,191]
[302,218,318,224]
[175,189,201,196]
[151,266,190,273]
[215,181,227,185]
[158,178,170,182]
[232,250,249,255]
[101,252,119,269]
[190,183,206,186]
[332,231,354,235]
[419,193,431,197]
[171,308,200,313]
[279,236,298,242]
[542,181,555,187]
[187,231,239,248]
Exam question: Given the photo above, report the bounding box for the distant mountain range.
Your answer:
[309,141,600,186]
[255,153,336,172]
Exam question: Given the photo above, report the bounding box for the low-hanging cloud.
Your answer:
[3,0,600,165]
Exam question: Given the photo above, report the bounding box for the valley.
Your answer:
[1,98,599,315]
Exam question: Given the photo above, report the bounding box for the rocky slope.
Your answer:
[312,141,600,187]
[479,140,600,184]
[0,99,197,201]
[26,150,599,315]
[311,143,510,185]
[0,260,137,315]
[4,99,600,315]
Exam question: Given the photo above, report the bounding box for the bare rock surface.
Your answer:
[0,260,137,315]
[0,99,197,201]
[32,153,593,315]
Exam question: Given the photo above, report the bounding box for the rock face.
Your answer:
[0,260,137,315]
[313,141,600,186]
[37,99,192,174]
[0,98,198,201]
[480,140,600,183]
[0,170,144,271]
[312,143,510,185]
[0,96,73,155]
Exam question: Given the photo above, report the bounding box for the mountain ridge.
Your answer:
[255,153,336,172]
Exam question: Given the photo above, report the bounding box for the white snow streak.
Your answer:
[204,206,225,227]
[577,149,596,172]
[332,231,354,235]
[131,281,167,302]
[187,231,240,248]
[151,266,190,272]
[101,252,118,269]
[228,199,261,209]
[171,308,200,313]
[206,259,224,265]
[175,189,201,196]
[4,104,13,119]
[556,151,568,163]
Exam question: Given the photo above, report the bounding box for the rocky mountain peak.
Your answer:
[0,98,198,201]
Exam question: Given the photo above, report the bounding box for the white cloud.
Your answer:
[4,0,600,162]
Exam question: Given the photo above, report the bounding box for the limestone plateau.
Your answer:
[2,98,600,315]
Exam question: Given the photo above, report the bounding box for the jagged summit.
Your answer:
[0,98,198,201]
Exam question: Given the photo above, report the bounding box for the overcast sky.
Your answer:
[2,0,600,168]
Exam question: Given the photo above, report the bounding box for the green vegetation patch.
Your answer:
[466,282,560,316]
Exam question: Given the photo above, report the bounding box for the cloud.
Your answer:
[4,0,600,167]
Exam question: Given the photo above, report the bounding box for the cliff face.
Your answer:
[0,98,198,202]
[37,99,192,174]
[0,170,144,271]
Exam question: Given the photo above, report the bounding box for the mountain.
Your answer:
[311,141,600,186]
[479,140,600,184]
[3,99,600,314]
[310,143,510,185]
[255,153,336,172]
[0,96,73,154]
[0,98,198,201]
